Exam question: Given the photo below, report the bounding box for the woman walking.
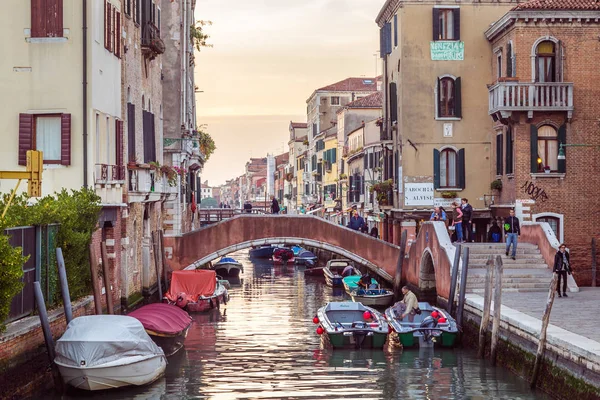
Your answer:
[553,243,572,298]
[452,202,463,243]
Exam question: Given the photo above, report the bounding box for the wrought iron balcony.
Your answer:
[141,22,165,56]
[488,81,573,120]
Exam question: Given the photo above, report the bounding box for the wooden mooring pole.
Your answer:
[88,244,102,315]
[448,243,462,316]
[33,281,64,392]
[101,241,114,315]
[490,255,504,366]
[152,231,163,300]
[56,248,73,324]
[456,246,470,331]
[530,272,558,389]
[477,256,494,359]
[159,230,169,288]
[393,230,408,302]
[592,238,597,287]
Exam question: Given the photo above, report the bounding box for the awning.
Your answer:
[367,216,381,222]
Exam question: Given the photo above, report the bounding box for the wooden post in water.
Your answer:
[477,256,494,358]
[56,248,73,324]
[152,231,163,300]
[456,246,470,331]
[530,272,558,389]
[490,255,504,366]
[393,230,408,302]
[448,243,462,315]
[101,241,114,315]
[592,238,597,287]
[88,244,102,315]
[159,230,169,288]
[34,281,64,392]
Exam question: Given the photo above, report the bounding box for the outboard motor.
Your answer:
[420,311,440,344]
[352,321,369,349]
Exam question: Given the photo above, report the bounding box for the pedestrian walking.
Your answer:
[451,202,464,243]
[370,226,379,238]
[553,243,572,298]
[461,198,473,242]
[271,196,280,214]
[348,210,365,231]
[504,209,520,260]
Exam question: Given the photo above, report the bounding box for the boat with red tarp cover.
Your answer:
[129,303,192,357]
[165,270,229,313]
[272,247,295,264]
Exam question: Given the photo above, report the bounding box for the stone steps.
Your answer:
[468,253,543,260]
[467,269,552,279]
[468,287,551,294]
[464,248,541,255]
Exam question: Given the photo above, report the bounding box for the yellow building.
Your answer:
[322,131,338,217]
[296,151,307,211]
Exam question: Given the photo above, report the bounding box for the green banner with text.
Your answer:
[430,41,464,61]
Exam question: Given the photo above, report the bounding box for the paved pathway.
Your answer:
[500,287,600,343]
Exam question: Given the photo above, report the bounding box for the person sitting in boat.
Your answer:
[357,273,373,289]
[393,286,419,322]
[420,310,441,343]
[342,265,355,277]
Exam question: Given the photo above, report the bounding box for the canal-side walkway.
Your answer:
[465,288,600,385]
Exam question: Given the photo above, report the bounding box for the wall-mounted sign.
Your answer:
[430,41,464,61]
[404,183,434,206]
[443,123,453,138]
[434,198,461,208]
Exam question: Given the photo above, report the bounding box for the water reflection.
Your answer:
[36,250,548,399]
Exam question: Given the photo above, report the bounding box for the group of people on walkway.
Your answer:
[429,198,474,243]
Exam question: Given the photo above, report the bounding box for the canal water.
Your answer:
[37,250,549,399]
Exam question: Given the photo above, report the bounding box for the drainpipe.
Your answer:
[82,0,88,187]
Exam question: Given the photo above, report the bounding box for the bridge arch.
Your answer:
[418,248,438,302]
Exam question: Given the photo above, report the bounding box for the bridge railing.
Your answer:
[198,207,270,225]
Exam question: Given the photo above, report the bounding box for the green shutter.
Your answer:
[432,8,440,40]
[332,148,336,163]
[558,123,566,173]
[457,149,465,189]
[496,134,503,176]
[433,149,440,189]
[530,124,539,173]
[454,77,462,118]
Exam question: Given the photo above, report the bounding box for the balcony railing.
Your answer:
[488,81,574,119]
[141,22,165,56]
[94,164,125,184]
[128,168,170,196]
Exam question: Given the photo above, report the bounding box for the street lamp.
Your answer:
[557,143,600,160]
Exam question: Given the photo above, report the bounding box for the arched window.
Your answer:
[536,215,561,241]
[440,148,458,188]
[537,125,558,172]
[536,41,556,82]
[436,76,461,118]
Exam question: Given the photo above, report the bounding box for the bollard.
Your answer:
[456,246,469,331]
[159,230,170,288]
[88,244,102,315]
[34,282,64,392]
[393,230,408,303]
[152,231,163,300]
[448,243,462,315]
[56,248,73,324]
[490,255,504,365]
[531,272,558,389]
[477,256,494,358]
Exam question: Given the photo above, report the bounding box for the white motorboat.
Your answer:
[55,315,167,391]
[350,287,394,307]
[214,257,244,277]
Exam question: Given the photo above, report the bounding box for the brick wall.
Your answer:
[490,20,600,285]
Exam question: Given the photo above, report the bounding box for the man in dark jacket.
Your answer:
[504,209,520,260]
[271,196,280,214]
[348,210,365,231]
[461,198,473,242]
[553,243,571,297]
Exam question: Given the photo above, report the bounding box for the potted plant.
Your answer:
[490,179,503,191]
[440,191,457,199]
[149,161,161,176]
[339,173,348,180]
[302,138,309,146]
[544,165,551,174]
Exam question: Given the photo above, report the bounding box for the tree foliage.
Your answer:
[197,127,216,162]
[190,20,213,52]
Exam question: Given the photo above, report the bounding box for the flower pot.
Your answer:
[544,169,550,174]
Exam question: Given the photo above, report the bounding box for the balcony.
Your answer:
[128,167,171,203]
[141,22,165,58]
[488,81,573,121]
[94,164,125,205]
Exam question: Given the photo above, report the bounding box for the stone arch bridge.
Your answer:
[163,215,458,301]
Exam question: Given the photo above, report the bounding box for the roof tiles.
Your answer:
[318,77,380,92]
[512,0,600,10]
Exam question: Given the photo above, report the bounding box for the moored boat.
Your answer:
[342,275,361,293]
[295,249,317,265]
[350,287,394,307]
[214,257,244,277]
[54,315,166,391]
[323,259,360,287]
[314,301,388,349]
[384,302,458,348]
[272,247,295,264]
[291,245,304,256]
[129,303,192,357]
[165,270,229,312]
[249,245,276,259]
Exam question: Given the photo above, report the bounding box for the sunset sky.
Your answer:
[194,0,384,186]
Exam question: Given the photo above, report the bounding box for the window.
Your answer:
[134,0,140,25]
[393,14,398,47]
[536,216,560,241]
[331,97,340,106]
[496,134,503,176]
[536,41,556,83]
[125,0,131,16]
[432,8,460,41]
[437,77,461,118]
[31,0,63,38]
[506,126,513,174]
[506,41,515,78]
[389,82,398,123]
[18,113,71,165]
[497,52,502,79]
[104,1,112,51]
[142,110,156,163]
[127,103,136,162]
[537,125,558,172]
[434,148,465,189]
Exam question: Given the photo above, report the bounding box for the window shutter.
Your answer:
[143,110,151,162]
[332,148,336,163]
[436,77,441,118]
[18,114,34,166]
[432,8,440,41]
[433,149,440,189]
[384,22,392,54]
[506,42,513,78]
[389,82,398,123]
[454,77,462,118]
[115,11,121,58]
[46,0,63,37]
[348,175,354,202]
[369,153,374,168]
[104,1,109,50]
[506,127,513,174]
[556,40,563,82]
[150,113,156,162]
[31,0,45,38]
[127,103,136,162]
[457,148,465,189]
[363,154,368,169]
[60,113,71,165]
[393,15,398,47]
[453,9,460,41]
[115,120,123,167]
[496,134,503,176]
[530,124,538,173]
[135,0,140,24]
[557,123,566,173]
[379,26,385,58]
[110,6,115,53]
